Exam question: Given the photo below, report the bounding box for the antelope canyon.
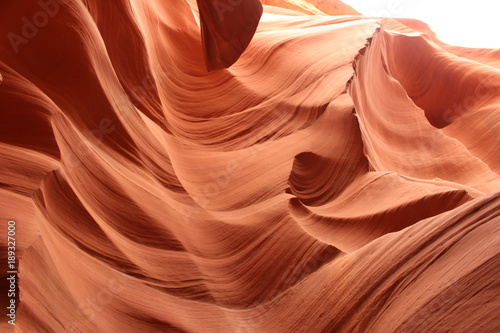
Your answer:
[1,0,500,332]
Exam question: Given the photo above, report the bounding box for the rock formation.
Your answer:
[1,0,499,332]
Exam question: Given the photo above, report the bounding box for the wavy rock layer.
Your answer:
[1,0,499,332]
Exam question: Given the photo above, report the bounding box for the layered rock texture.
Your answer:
[1,0,499,332]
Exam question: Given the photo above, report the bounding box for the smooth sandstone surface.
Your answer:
[0,0,499,332]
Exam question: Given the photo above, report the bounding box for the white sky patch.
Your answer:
[342,0,500,48]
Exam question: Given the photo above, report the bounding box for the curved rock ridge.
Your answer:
[0,1,499,332]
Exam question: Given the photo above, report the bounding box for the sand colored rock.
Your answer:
[261,0,359,15]
[0,0,499,332]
